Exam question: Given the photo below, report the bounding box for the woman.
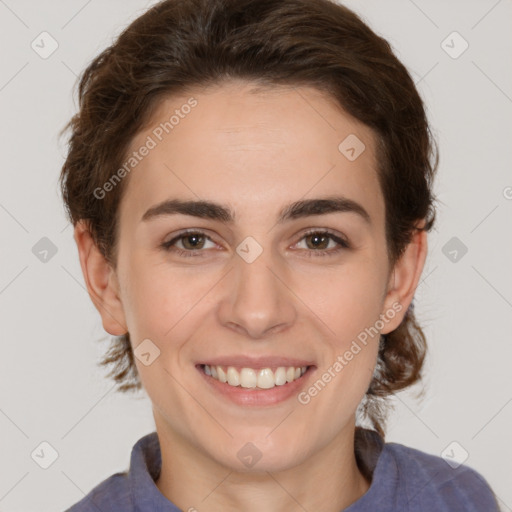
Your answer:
[60,0,500,510]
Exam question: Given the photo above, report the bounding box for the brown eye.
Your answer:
[294,230,350,257]
[161,230,216,257]
[304,233,331,250]
[180,233,207,250]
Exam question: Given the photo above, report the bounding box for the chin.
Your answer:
[207,433,311,474]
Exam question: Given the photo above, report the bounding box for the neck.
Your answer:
[155,417,371,512]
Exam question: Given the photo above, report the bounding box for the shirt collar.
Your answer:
[129,432,181,511]
[346,427,399,511]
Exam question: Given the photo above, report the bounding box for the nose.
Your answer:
[216,246,297,339]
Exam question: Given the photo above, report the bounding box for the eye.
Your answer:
[293,230,350,257]
[160,230,217,257]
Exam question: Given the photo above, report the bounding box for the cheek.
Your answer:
[302,261,388,343]
[298,260,386,405]
[119,251,208,340]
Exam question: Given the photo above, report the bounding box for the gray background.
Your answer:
[0,0,511,510]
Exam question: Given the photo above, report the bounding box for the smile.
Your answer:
[202,364,308,389]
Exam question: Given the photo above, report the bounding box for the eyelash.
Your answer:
[160,229,350,258]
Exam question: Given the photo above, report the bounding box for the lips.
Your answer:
[197,361,315,406]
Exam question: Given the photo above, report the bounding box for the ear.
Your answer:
[73,220,128,336]
[380,225,428,334]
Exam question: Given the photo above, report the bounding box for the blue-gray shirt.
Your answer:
[65,428,500,511]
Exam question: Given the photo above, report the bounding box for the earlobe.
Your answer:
[380,226,428,334]
[73,221,128,336]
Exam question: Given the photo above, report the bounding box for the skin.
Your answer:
[74,80,427,511]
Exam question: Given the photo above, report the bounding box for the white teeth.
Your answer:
[257,368,275,389]
[217,366,227,383]
[203,364,308,389]
[240,368,257,388]
[227,366,240,386]
[274,367,287,386]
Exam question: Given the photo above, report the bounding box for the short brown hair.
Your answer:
[59,0,437,437]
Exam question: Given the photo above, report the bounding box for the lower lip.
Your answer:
[197,365,315,406]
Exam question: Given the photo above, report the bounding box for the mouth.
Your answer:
[196,361,316,406]
[199,364,310,389]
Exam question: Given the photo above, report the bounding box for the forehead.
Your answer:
[118,80,384,229]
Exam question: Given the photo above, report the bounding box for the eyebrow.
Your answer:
[141,195,371,225]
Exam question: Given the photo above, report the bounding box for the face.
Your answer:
[83,80,424,473]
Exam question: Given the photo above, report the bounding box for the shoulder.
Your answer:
[63,431,162,511]
[384,441,500,511]
[64,471,132,511]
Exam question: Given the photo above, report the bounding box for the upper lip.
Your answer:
[198,356,315,369]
